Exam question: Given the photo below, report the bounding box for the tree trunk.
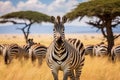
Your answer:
[26,24,31,42]
[25,35,28,43]
[106,20,114,56]
[22,29,28,43]
[22,22,33,44]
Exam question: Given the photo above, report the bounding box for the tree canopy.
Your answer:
[0,11,51,43]
[0,11,50,23]
[66,0,120,21]
[65,0,120,55]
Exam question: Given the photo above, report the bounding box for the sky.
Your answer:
[0,0,87,16]
[0,0,119,34]
[0,0,90,27]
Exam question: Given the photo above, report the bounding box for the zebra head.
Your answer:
[51,16,67,45]
[27,38,35,46]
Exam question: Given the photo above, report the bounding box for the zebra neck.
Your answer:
[54,39,64,48]
[52,42,68,65]
[54,41,66,57]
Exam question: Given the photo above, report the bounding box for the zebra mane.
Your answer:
[57,16,61,23]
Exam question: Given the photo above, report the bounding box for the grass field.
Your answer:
[0,33,120,80]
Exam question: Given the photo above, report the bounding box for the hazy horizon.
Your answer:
[0,24,120,34]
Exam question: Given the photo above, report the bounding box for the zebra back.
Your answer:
[67,38,85,56]
[67,38,85,67]
[93,44,108,57]
[111,45,120,61]
[85,45,94,56]
[22,40,37,59]
[29,44,47,58]
[29,43,47,65]
[2,43,23,64]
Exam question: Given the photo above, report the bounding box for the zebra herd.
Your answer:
[85,42,120,62]
[0,16,120,80]
[0,38,47,65]
[85,42,108,57]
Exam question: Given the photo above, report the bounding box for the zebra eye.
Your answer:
[63,28,65,31]
[53,29,55,31]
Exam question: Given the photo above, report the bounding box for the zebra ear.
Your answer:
[31,38,33,41]
[62,16,67,23]
[28,39,30,42]
[51,16,55,23]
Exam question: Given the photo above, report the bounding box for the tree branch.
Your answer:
[101,28,107,38]
[112,17,120,28]
[86,20,104,29]
[15,23,29,43]
[114,34,120,40]
[79,16,84,21]
[112,21,120,28]
[26,22,34,39]
[0,20,27,25]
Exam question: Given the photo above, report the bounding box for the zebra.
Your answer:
[0,44,3,55]
[93,43,108,57]
[2,44,24,64]
[29,43,47,65]
[84,45,94,57]
[46,16,85,80]
[0,44,8,56]
[111,45,120,62]
[22,38,36,60]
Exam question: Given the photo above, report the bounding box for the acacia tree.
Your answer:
[0,11,50,43]
[65,0,120,55]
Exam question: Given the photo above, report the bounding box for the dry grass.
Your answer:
[0,56,120,80]
[0,33,120,80]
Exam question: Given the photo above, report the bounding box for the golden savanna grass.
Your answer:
[0,33,120,80]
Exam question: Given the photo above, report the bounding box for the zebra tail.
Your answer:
[111,51,115,62]
[31,51,36,62]
[4,51,8,64]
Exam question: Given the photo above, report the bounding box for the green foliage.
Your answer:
[0,11,51,23]
[66,0,120,21]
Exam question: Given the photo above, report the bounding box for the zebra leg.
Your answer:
[9,57,13,64]
[3,51,9,64]
[75,67,82,80]
[112,55,115,62]
[63,70,70,80]
[69,70,75,80]
[32,57,36,62]
[24,54,29,60]
[4,54,8,64]
[111,51,116,62]
[38,56,43,66]
[51,69,58,80]
[18,56,23,64]
[31,54,36,63]
[32,58,36,66]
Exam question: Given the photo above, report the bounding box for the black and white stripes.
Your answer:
[84,45,94,56]
[2,44,23,64]
[0,38,48,65]
[111,45,120,61]
[46,16,85,80]
[29,44,47,65]
[22,38,36,59]
[93,43,108,57]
